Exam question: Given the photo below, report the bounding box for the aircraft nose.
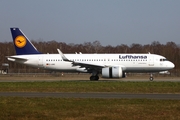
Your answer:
[169,62,175,69]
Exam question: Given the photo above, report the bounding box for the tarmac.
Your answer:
[0,74,179,82]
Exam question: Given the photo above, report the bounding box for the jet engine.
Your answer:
[102,66,126,78]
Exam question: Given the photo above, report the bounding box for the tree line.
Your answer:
[0,40,179,73]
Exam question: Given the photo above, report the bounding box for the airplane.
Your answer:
[7,28,175,81]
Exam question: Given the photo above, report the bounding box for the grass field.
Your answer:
[0,81,180,93]
[0,97,180,120]
[0,75,180,120]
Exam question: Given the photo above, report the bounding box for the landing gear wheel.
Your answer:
[90,76,99,81]
[149,77,154,81]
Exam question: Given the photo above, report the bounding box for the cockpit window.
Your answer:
[160,58,168,62]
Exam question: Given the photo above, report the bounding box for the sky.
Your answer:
[0,0,180,46]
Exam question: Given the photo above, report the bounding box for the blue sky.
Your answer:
[0,0,180,46]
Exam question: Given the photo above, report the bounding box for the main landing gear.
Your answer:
[90,75,99,81]
[149,73,154,81]
[90,71,99,81]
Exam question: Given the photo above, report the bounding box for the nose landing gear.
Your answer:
[149,73,154,81]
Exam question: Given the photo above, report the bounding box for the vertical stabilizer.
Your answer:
[10,28,41,55]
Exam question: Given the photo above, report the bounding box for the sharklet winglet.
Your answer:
[57,49,71,62]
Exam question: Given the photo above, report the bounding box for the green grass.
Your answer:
[0,97,180,120]
[0,81,180,120]
[0,81,180,93]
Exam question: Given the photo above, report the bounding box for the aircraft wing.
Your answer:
[57,49,106,71]
[72,61,105,71]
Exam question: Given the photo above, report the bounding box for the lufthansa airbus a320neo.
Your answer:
[7,28,175,81]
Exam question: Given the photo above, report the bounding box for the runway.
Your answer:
[0,78,180,82]
[0,92,180,99]
[0,74,180,82]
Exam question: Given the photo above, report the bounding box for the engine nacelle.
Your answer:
[102,66,126,78]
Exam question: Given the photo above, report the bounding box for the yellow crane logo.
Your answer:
[15,35,27,48]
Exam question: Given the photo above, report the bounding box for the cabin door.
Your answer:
[38,56,43,67]
[149,55,154,66]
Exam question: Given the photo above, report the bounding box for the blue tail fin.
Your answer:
[10,28,41,55]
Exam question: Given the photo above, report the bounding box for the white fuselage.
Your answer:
[8,53,175,73]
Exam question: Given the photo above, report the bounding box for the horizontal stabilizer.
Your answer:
[7,56,28,62]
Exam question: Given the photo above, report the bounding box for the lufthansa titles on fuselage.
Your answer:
[119,55,147,59]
